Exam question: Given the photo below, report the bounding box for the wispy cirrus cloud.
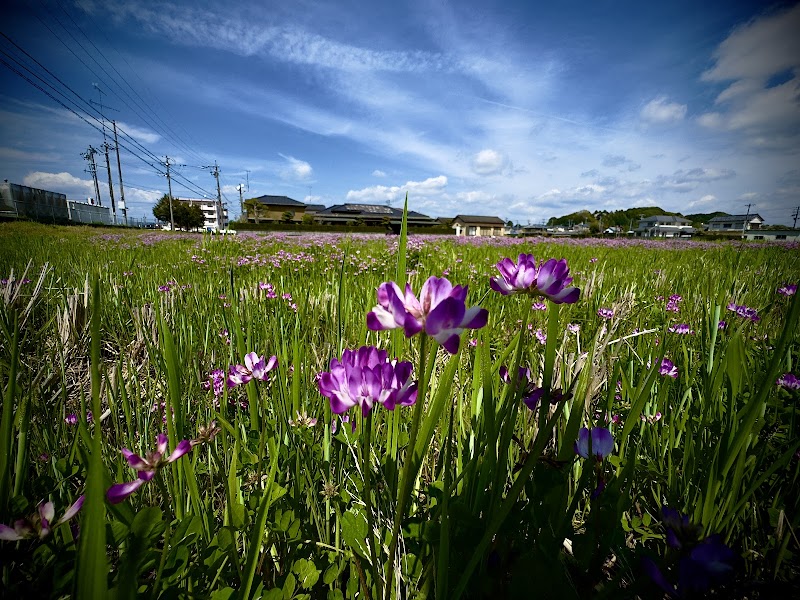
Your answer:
[81,0,453,73]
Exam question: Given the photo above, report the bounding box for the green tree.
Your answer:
[243,198,262,223]
[281,210,295,223]
[301,213,315,225]
[180,203,205,230]
[152,194,173,224]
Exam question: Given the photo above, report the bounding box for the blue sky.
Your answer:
[1,0,798,225]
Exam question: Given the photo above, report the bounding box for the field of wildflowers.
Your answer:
[0,216,799,599]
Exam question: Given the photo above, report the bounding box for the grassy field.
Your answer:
[0,220,799,598]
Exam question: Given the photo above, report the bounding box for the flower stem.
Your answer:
[385,333,429,599]
[363,411,383,599]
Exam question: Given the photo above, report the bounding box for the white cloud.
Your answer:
[304,195,322,203]
[699,4,800,148]
[346,175,448,204]
[702,5,800,83]
[372,169,386,177]
[116,121,161,144]
[688,194,717,208]
[23,171,95,197]
[471,149,507,176]
[93,1,453,74]
[640,96,687,124]
[278,154,313,181]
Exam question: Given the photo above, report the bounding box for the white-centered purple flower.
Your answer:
[777,283,797,297]
[489,254,580,304]
[727,302,760,322]
[668,324,692,335]
[107,433,192,504]
[777,373,800,390]
[597,308,614,320]
[659,358,679,379]
[367,276,488,354]
[0,496,84,541]
[574,427,614,460]
[317,346,417,417]
[227,352,278,387]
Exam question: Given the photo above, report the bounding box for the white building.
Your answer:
[184,197,229,231]
[743,230,800,242]
[636,215,695,238]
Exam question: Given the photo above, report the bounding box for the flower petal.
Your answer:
[107,478,146,504]
[121,449,149,471]
[166,440,192,462]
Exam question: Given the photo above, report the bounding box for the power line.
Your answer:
[39,0,206,164]
[0,37,216,201]
[61,0,208,161]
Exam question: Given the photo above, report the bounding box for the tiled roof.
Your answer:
[453,215,506,225]
[708,214,764,222]
[252,195,305,207]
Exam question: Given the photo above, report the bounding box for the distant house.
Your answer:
[743,230,800,242]
[246,195,318,223]
[452,215,507,237]
[636,215,695,238]
[707,214,764,231]
[313,203,438,229]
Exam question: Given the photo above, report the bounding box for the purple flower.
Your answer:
[668,324,692,335]
[567,323,580,334]
[717,320,726,330]
[0,496,84,541]
[777,283,797,297]
[317,346,417,417]
[679,535,738,593]
[331,414,356,435]
[64,413,78,426]
[727,302,760,322]
[227,352,278,387]
[590,257,598,263]
[201,369,226,396]
[659,358,679,379]
[531,301,547,311]
[367,276,488,354]
[777,373,800,390]
[574,427,614,460]
[597,307,614,320]
[489,254,580,304]
[661,507,699,550]
[107,433,192,504]
[158,285,170,292]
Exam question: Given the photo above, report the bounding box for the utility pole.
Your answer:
[209,161,223,231]
[792,206,799,229]
[81,146,102,207]
[237,183,244,216]
[91,84,118,223]
[112,121,127,226]
[245,170,250,192]
[743,203,753,236]
[164,156,175,231]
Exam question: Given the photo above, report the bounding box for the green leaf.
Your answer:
[340,509,369,560]
[283,573,297,599]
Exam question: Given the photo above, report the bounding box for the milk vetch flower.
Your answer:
[490,254,580,304]
[367,276,488,354]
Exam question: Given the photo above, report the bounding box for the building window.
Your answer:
[723,224,731,229]
[754,236,764,240]
[467,226,477,236]
[776,235,786,240]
